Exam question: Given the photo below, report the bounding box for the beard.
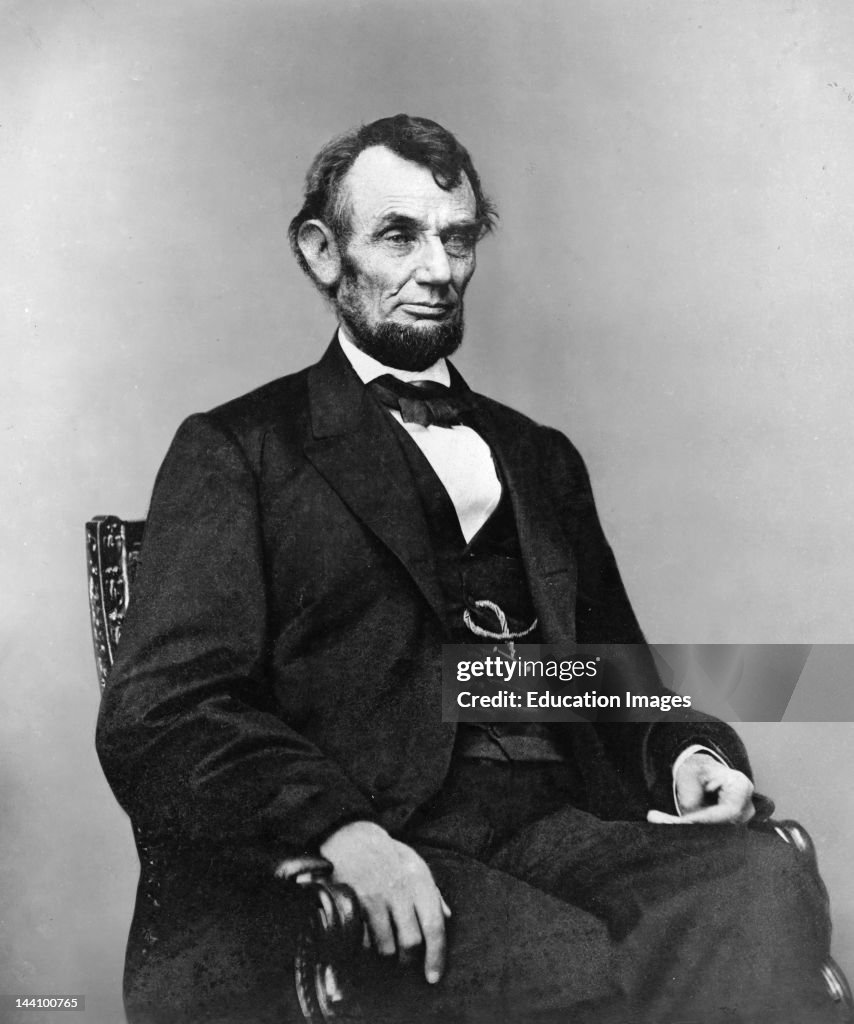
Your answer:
[335,274,465,372]
[341,313,465,372]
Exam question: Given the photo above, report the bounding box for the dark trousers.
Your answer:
[355,758,839,1024]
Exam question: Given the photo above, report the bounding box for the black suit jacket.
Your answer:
[96,340,756,1016]
[97,338,754,851]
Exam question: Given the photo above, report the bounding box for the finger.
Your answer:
[721,779,755,824]
[362,923,371,949]
[367,905,397,957]
[647,809,686,825]
[710,772,754,820]
[674,772,706,814]
[392,907,424,967]
[671,802,744,825]
[416,896,447,984]
[441,896,452,918]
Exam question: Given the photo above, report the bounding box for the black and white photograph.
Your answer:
[3,3,854,1022]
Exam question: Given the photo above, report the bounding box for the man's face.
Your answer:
[332,146,479,371]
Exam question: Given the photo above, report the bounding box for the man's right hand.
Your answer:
[319,820,451,984]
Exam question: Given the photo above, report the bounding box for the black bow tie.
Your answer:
[368,374,474,428]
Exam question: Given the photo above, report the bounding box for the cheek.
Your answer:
[343,269,389,310]
[366,267,409,303]
[453,257,476,291]
[343,250,412,308]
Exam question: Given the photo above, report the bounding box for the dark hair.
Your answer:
[288,114,498,279]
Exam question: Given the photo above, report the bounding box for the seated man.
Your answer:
[96,114,844,1024]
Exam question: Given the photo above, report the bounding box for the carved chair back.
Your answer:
[86,516,145,691]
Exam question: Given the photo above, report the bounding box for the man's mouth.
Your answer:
[399,303,454,319]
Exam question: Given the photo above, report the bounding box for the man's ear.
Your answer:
[297,220,342,290]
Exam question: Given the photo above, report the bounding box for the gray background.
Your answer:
[3,1,854,1021]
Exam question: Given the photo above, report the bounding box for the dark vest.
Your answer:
[390,417,541,646]
[381,414,577,766]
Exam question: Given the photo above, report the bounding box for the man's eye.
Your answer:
[443,233,475,257]
[383,231,416,246]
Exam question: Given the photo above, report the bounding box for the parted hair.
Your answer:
[288,113,498,278]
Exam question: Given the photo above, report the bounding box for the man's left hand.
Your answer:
[647,751,755,825]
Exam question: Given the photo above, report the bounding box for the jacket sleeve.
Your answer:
[543,427,770,817]
[95,414,378,856]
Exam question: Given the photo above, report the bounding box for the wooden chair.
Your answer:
[87,515,365,1023]
[87,515,853,1022]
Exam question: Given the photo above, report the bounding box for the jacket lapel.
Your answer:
[303,341,446,622]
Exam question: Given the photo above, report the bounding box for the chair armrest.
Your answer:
[275,856,364,1023]
[769,819,818,867]
[765,820,853,1014]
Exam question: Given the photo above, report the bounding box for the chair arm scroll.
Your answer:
[769,820,853,1015]
[275,856,364,1023]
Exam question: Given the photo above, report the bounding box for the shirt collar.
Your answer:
[337,326,451,387]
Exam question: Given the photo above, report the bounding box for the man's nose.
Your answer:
[413,236,453,287]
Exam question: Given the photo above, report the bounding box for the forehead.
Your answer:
[341,145,476,230]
